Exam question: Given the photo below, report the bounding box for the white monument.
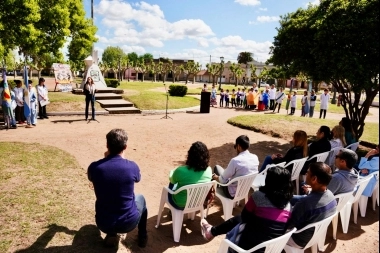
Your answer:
[80,50,107,89]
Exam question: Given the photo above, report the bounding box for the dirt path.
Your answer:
[1,107,378,253]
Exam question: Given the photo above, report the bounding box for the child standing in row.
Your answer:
[219,89,225,107]
[241,88,246,107]
[236,88,241,107]
[225,89,230,107]
[231,89,236,107]
[290,91,297,115]
[309,90,317,118]
[301,91,309,117]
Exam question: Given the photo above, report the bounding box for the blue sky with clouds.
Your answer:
[85,0,318,67]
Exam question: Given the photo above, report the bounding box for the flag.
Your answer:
[23,65,31,119]
[2,70,12,107]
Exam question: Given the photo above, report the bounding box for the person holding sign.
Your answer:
[37,78,49,119]
[84,77,97,121]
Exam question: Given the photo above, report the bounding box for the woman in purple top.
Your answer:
[201,166,293,252]
[88,129,148,248]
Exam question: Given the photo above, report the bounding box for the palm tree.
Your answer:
[258,66,269,87]
[235,67,244,86]
[237,52,253,84]
[184,61,201,84]
[206,63,221,85]
[148,61,157,82]
[229,63,238,86]
[249,64,257,84]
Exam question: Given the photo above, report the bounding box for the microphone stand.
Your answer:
[161,83,172,119]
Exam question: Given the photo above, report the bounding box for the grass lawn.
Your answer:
[0,142,100,253]
[48,92,102,111]
[227,114,379,145]
[119,81,200,110]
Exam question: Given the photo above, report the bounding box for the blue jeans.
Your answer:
[309,106,315,118]
[102,194,147,238]
[259,155,274,172]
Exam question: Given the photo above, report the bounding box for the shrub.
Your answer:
[168,85,187,97]
[104,78,120,88]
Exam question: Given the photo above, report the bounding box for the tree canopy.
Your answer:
[237,52,253,64]
[268,0,379,140]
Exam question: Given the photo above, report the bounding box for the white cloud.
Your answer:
[306,0,320,6]
[259,7,267,11]
[234,0,261,6]
[248,21,258,25]
[257,16,280,23]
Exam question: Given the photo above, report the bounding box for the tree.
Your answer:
[229,63,238,86]
[237,52,253,64]
[184,61,201,84]
[249,64,257,84]
[102,46,126,68]
[127,52,138,64]
[148,61,157,82]
[268,67,289,88]
[206,63,221,86]
[268,0,379,140]
[258,66,269,87]
[135,59,148,82]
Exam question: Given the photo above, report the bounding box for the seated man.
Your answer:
[301,126,331,175]
[357,144,379,197]
[88,129,148,248]
[328,148,359,194]
[287,162,337,249]
[212,135,259,199]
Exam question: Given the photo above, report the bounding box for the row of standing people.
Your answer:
[0,77,49,128]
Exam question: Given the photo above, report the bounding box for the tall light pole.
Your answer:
[218,56,224,90]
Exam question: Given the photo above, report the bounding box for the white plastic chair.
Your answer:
[302,152,330,182]
[217,228,297,253]
[358,171,379,216]
[284,213,336,253]
[318,191,353,251]
[155,181,215,242]
[284,157,308,195]
[339,175,372,234]
[206,173,257,221]
[371,174,380,210]
[346,142,359,152]
[326,147,342,170]
[251,162,286,191]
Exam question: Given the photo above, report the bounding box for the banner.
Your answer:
[52,63,73,84]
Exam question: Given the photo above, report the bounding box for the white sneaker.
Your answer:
[200,219,214,241]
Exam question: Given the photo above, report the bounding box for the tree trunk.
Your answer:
[142,73,145,82]
[38,70,42,79]
[14,69,17,79]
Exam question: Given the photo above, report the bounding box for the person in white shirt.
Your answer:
[273,87,285,113]
[309,90,317,118]
[37,77,49,119]
[319,89,330,119]
[269,84,277,110]
[26,81,38,127]
[290,91,297,115]
[13,80,25,124]
[212,135,259,199]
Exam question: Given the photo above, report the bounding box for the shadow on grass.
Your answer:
[15,224,116,253]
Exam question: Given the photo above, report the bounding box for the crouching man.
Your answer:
[88,128,148,248]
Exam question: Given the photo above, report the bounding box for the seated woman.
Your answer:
[330,125,346,149]
[259,130,308,173]
[200,166,293,252]
[339,117,357,146]
[168,141,212,210]
[358,145,379,197]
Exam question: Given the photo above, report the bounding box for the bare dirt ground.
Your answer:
[0,106,378,253]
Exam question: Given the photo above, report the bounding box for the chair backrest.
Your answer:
[173,181,215,211]
[372,171,379,191]
[217,228,297,253]
[335,191,354,213]
[327,147,341,168]
[346,142,359,152]
[260,162,286,177]
[293,212,337,250]
[307,151,330,163]
[228,173,258,200]
[351,175,373,204]
[285,157,308,181]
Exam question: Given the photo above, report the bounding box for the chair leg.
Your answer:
[155,188,167,228]
[359,196,368,217]
[372,189,379,210]
[311,244,318,253]
[318,227,328,252]
[221,201,234,221]
[332,215,338,240]
[340,204,352,233]
[205,204,210,218]
[188,211,196,220]
[353,202,359,224]
[172,209,184,242]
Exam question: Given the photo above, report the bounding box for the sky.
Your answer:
[84,0,319,68]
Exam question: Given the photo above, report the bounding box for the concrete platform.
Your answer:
[105,107,141,114]
[97,99,134,108]
[46,111,109,116]
[95,93,123,100]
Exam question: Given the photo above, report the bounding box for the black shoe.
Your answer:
[104,234,119,248]
[32,124,36,126]
[44,116,49,119]
[138,236,148,248]
[39,117,44,120]
[91,118,96,121]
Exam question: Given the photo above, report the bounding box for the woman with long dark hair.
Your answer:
[339,117,356,146]
[168,141,212,210]
[84,77,97,120]
[201,166,293,252]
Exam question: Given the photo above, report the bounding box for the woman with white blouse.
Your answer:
[330,125,346,149]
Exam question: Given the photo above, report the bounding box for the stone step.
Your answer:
[97,99,134,108]
[104,107,141,114]
[95,93,123,100]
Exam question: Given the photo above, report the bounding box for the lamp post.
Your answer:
[118,57,121,82]
[218,56,224,90]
